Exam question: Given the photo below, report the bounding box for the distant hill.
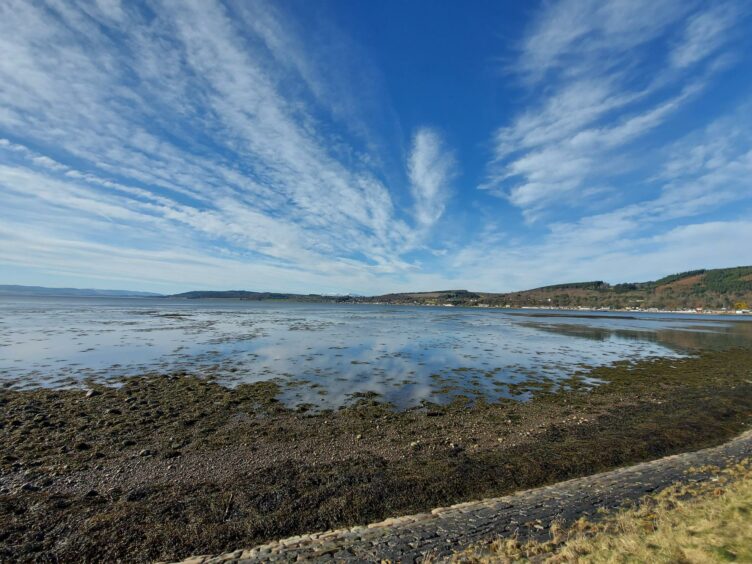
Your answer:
[17,265,748,310]
[349,266,752,311]
[368,289,480,302]
[170,290,306,300]
[167,266,752,310]
[0,285,162,298]
[491,266,752,310]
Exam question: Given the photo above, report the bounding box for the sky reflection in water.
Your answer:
[1,297,751,409]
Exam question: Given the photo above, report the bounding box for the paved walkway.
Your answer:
[177,430,752,563]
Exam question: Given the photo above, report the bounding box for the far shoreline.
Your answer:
[8,292,748,317]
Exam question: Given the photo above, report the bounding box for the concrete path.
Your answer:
[177,430,752,563]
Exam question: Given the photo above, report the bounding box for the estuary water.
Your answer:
[1,296,751,409]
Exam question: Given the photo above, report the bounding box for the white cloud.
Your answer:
[454,98,752,292]
[670,4,741,68]
[408,128,455,229]
[442,215,752,293]
[485,1,744,219]
[0,0,455,292]
[516,0,691,82]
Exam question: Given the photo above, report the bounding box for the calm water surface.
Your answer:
[1,297,751,409]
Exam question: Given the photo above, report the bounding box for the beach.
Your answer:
[2,348,751,561]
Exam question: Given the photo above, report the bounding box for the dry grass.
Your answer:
[451,459,752,563]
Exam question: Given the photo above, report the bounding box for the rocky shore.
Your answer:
[2,349,751,562]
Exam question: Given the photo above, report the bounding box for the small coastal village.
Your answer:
[363,302,752,315]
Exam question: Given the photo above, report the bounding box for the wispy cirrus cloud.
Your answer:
[0,0,453,292]
[438,0,752,291]
[445,216,752,293]
[670,4,741,68]
[483,0,746,221]
[408,128,455,230]
[453,98,752,291]
[515,0,693,82]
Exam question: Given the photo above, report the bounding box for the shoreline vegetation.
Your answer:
[2,348,752,562]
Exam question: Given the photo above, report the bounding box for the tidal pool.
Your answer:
[1,296,751,409]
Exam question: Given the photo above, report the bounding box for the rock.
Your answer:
[85,389,100,398]
[21,483,40,492]
[84,489,99,497]
[355,434,362,440]
[448,442,464,455]
[139,449,152,457]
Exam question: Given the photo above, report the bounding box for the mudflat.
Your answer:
[2,349,751,562]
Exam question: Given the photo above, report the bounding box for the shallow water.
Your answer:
[1,297,751,408]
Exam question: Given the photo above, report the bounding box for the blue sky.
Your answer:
[1,0,751,294]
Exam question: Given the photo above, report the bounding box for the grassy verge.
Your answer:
[453,459,752,563]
